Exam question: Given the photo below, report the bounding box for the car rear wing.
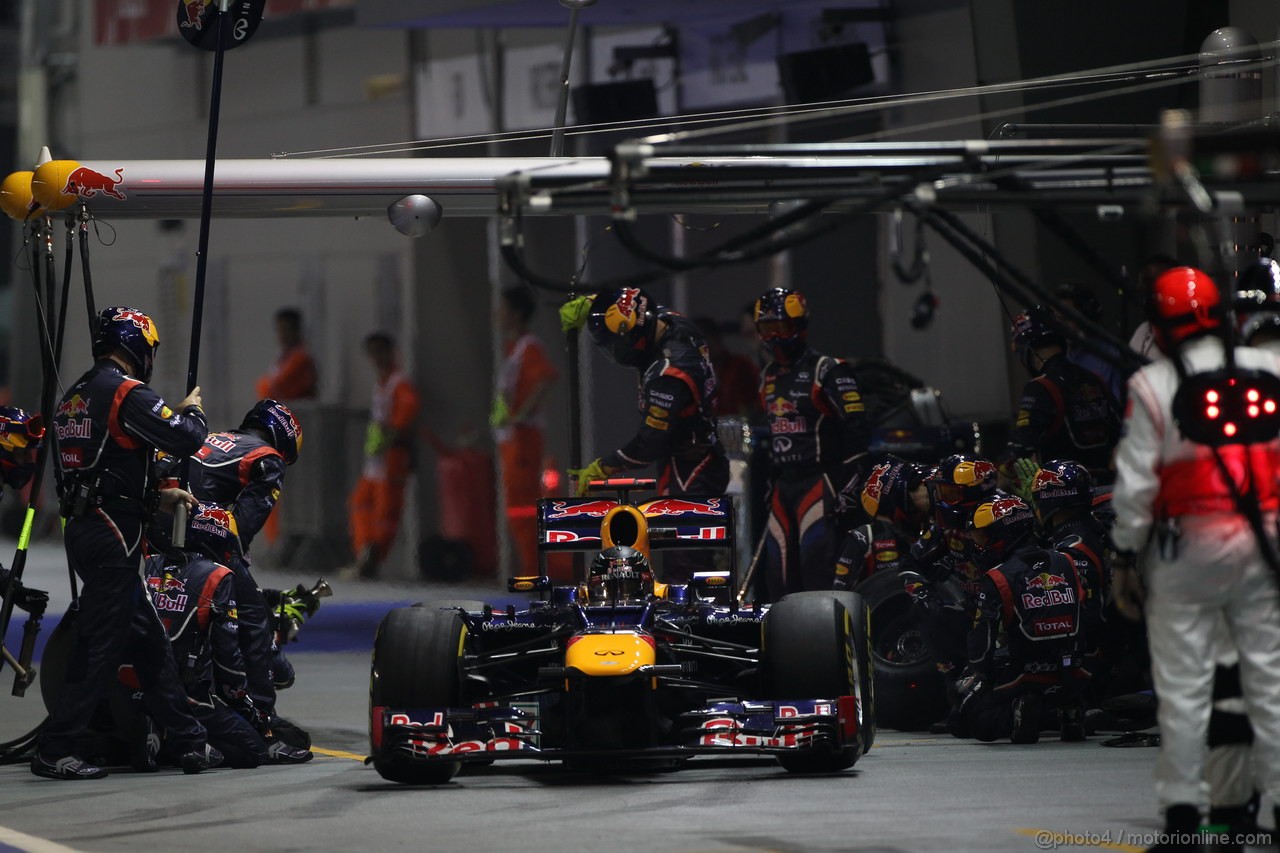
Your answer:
[536,494,736,553]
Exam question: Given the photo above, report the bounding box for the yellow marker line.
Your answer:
[312,747,367,762]
[1014,827,1144,852]
[0,823,84,853]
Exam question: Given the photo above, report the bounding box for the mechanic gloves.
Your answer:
[559,295,596,334]
[1009,457,1040,505]
[568,458,612,496]
[0,569,48,614]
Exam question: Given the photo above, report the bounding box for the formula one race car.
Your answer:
[368,480,874,784]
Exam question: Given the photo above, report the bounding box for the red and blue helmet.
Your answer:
[966,490,1037,560]
[94,307,160,382]
[926,453,998,530]
[860,456,934,530]
[240,399,302,465]
[1029,459,1095,522]
[0,406,44,490]
[1011,306,1065,373]
[587,287,656,367]
[754,287,809,361]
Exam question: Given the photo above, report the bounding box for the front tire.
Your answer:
[370,606,468,784]
[763,591,866,773]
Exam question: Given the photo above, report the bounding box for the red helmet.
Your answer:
[1148,267,1222,353]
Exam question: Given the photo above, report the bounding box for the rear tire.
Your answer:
[855,571,947,731]
[370,606,468,784]
[763,592,863,773]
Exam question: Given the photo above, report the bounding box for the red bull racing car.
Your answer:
[368,481,875,784]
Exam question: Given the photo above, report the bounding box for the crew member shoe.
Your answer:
[266,740,314,764]
[129,715,162,772]
[1059,703,1086,743]
[180,744,225,775]
[1010,693,1042,745]
[31,753,109,781]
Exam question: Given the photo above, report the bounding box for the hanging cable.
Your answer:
[77,205,97,338]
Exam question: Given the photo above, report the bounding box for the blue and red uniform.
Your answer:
[41,360,210,761]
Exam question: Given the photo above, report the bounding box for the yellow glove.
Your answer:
[489,396,510,429]
[559,295,596,334]
[1011,457,1040,505]
[364,423,387,456]
[567,458,611,496]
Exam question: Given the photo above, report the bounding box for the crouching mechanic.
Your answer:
[1110,266,1280,839]
[0,407,49,613]
[141,535,312,767]
[185,399,310,748]
[836,455,933,589]
[562,287,728,500]
[953,491,1090,744]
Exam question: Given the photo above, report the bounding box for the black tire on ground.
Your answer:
[855,571,948,731]
[370,606,468,784]
[763,591,863,773]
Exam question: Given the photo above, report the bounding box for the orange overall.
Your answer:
[255,344,316,543]
[349,370,421,568]
[495,334,558,575]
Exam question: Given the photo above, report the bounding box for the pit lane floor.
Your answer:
[0,538,1267,852]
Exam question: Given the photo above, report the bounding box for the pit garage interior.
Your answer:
[2,1,1280,851]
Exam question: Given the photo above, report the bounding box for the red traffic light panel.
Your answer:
[1173,368,1280,446]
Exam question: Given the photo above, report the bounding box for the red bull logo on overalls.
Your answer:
[1021,571,1074,609]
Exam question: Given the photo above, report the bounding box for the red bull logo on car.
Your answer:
[62,167,127,201]
[642,498,722,517]
[546,500,618,519]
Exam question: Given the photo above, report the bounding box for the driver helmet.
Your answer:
[588,545,654,602]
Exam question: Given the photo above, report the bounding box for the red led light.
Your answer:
[1249,405,1260,418]
[1207,405,1220,418]
[1206,389,1220,404]
[1224,422,1238,437]
[1267,400,1277,414]
[1248,389,1260,403]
